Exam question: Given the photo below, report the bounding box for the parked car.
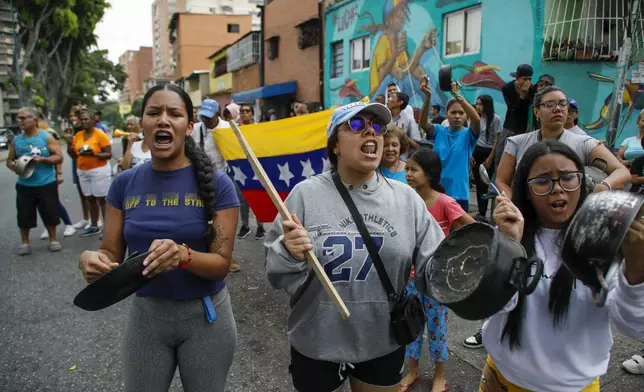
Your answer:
[0,129,10,149]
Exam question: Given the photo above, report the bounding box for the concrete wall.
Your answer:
[264,0,320,102]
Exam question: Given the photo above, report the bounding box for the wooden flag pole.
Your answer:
[228,121,351,319]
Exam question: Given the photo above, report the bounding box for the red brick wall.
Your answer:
[264,0,320,103]
[232,64,260,96]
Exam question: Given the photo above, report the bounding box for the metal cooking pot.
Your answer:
[13,155,37,179]
[79,144,93,155]
[438,64,453,92]
[562,191,644,307]
[584,157,608,194]
[429,222,543,320]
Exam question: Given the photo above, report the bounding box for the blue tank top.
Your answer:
[13,130,56,187]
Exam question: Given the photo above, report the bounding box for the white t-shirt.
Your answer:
[566,125,587,135]
[191,118,229,172]
[482,228,644,392]
[505,129,600,168]
[129,141,151,168]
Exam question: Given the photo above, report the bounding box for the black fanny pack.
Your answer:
[332,171,426,345]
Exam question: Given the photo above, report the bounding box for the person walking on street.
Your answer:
[68,108,112,237]
[235,103,265,243]
[78,84,240,392]
[7,107,64,255]
[37,112,76,239]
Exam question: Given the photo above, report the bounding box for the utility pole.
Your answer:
[606,0,640,149]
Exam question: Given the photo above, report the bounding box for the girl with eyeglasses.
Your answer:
[495,86,630,199]
[419,79,481,212]
[265,102,446,392]
[479,140,644,392]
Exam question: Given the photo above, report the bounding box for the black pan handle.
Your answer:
[509,256,543,295]
[520,257,544,295]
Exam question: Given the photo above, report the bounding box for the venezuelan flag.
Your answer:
[214,109,332,223]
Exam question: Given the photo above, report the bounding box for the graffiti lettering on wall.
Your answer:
[332,3,360,33]
[586,71,644,131]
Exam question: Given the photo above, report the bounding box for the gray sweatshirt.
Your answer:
[264,170,445,363]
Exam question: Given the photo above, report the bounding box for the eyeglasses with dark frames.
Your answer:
[527,171,583,196]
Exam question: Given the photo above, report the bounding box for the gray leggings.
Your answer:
[123,287,237,392]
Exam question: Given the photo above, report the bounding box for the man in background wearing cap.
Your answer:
[191,99,250,273]
[494,64,535,167]
[388,91,421,160]
[565,98,588,135]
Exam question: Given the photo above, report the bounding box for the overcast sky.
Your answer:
[95,0,155,64]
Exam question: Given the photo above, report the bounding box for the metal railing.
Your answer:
[542,0,644,61]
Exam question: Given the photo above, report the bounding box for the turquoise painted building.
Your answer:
[324,0,644,145]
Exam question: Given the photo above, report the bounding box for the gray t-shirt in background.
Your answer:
[477,114,502,148]
[504,129,600,168]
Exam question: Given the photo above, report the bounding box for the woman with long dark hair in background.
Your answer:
[78,84,240,391]
[472,94,502,219]
[479,140,644,392]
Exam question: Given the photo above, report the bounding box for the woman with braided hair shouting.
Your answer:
[78,84,240,392]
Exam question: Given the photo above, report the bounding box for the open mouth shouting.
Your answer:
[550,199,567,213]
[360,140,378,159]
[154,130,174,150]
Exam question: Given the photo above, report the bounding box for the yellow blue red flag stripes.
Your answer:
[214,109,332,223]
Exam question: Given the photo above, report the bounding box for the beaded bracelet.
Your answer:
[179,243,192,269]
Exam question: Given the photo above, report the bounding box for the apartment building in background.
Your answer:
[232,0,321,119]
[118,47,154,104]
[152,0,263,78]
[0,1,19,127]
[169,13,252,83]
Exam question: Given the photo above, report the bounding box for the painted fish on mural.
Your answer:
[329,78,365,102]
[454,61,505,91]
[586,71,644,130]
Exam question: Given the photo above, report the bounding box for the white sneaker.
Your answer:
[84,222,91,230]
[72,219,89,229]
[98,218,104,228]
[40,229,49,240]
[63,225,76,237]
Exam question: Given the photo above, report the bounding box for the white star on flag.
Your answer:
[277,162,294,187]
[301,159,316,178]
[322,157,330,172]
[231,165,247,186]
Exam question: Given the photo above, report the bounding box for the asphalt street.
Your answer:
[0,140,643,391]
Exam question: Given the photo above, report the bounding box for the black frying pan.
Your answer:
[74,251,153,311]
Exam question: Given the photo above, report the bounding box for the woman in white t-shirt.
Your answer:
[480,140,644,392]
[120,133,150,170]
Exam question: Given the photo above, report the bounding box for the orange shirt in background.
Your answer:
[73,129,111,170]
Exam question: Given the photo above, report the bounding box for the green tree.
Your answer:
[11,0,123,121]
[96,101,126,130]
[130,97,143,118]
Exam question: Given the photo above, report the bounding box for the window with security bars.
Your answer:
[542,0,644,61]
[331,41,343,78]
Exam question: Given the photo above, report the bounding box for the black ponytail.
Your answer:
[141,83,218,244]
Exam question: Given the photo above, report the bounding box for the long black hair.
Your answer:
[477,94,495,132]
[408,148,446,193]
[141,84,217,243]
[501,140,587,349]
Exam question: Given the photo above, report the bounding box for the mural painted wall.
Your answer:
[324,0,642,145]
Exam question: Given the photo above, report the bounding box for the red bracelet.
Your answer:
[179,243,192,269]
